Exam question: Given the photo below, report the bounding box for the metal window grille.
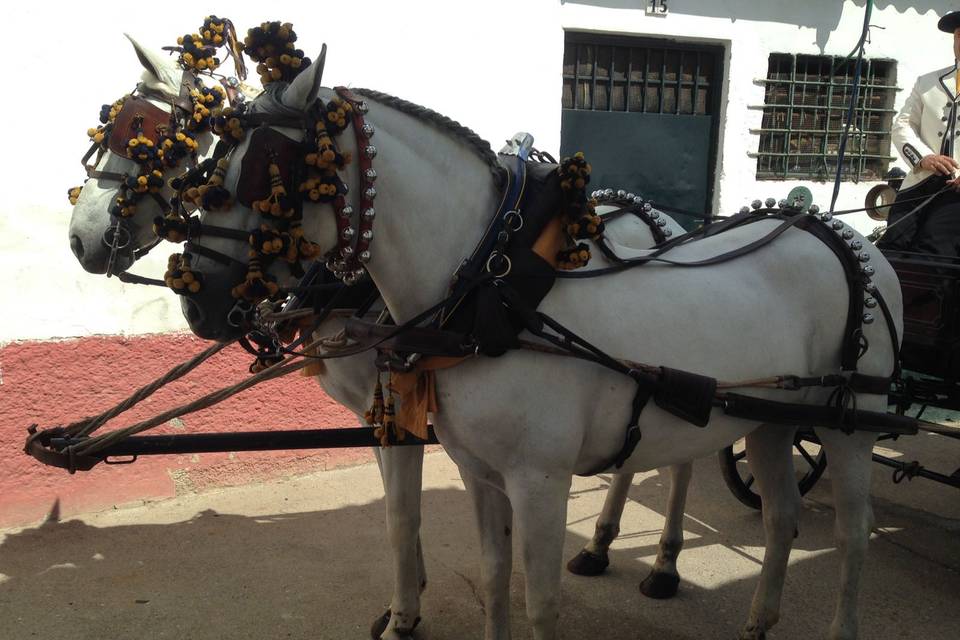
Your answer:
[562,35,716,115]
[754,53,898,181]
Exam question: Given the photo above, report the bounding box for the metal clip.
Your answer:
[499,132,535,161]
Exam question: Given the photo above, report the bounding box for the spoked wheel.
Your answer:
[718,429,827,510]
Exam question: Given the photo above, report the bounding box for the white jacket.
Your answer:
[892,64,960,191]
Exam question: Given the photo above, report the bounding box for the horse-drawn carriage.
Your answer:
[27,17,960,640]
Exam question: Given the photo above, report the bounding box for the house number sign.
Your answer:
[646,0,669,16]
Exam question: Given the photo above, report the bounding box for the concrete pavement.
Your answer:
[1,430,958,640]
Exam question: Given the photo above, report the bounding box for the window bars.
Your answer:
[562,35,717,116]
[753,53,899,182]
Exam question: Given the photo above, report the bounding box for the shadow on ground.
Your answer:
[0,446,957,640]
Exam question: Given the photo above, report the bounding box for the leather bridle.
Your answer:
[78,73,202,275]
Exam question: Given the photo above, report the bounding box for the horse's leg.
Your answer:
[506,471,572,640]
[371,444,426,640]
[639,461,692,599]
[566,473,632,576]
[462,473,514,640]
[567,463,692,600]
[815,427,876,640]
[739,424,801,640]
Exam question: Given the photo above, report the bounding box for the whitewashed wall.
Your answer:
[1,1,951,341]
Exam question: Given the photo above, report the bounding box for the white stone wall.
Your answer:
[2,1,951,341]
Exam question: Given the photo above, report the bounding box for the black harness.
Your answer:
[344,159,913,474]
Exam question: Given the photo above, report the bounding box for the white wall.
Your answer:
[1,1,950,342]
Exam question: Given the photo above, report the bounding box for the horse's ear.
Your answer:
[124,33,180,90]
[281,44,327,112]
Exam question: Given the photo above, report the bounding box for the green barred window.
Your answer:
[753,53,898,181]
[562,34,718,115]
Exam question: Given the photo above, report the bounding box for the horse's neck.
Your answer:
[345,96,500,322]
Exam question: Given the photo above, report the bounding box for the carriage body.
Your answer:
[884,250,960,384]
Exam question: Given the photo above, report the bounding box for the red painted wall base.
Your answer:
[1,334,371,529]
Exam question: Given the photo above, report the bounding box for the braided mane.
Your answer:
[352,88,505,188]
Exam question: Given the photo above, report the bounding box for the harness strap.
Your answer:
[720,393,917,435]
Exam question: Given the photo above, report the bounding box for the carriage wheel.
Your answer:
[717,430,827,510]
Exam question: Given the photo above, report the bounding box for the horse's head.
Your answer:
[178,50,341,341]
[68,34,218,274]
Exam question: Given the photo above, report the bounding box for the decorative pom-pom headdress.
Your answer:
[243,21,310,84]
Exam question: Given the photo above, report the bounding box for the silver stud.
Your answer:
[642,202,652,212]
[842,229,854,240]
[778,199,788,209]
[362,207,376,220]
[626,193,636,201]
[356,101,369,114]
[864,297,877,308]
[850,240,863,251]
[820,212,833,222]
[664,228,673,238]
[864,281,877,293]
[649,210,660,220]
[808,205,820,215]
[862,265,875,276]
[364,187,377,201]
[362,123,375,137]
[859,252,871,263]
[361,229,374,241]
[765,197,776,208]
[832,220,844,230]
[604,188,615,198]
[632,196,643,204]
[617,189,627,198]
[364,168,378,182]
[341,246,355,258]
[364,145,377,158]
[656,218,667,227]
[343,272,359,285]
[739,206,751,215]
[862,313,875,324]
[358,250,371,263]
[751,200,762,210]
[341,227,355,240]
[340,204,354,218]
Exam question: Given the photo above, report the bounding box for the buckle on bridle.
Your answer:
[485,252,512,278]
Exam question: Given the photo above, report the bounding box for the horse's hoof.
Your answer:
[371,610,392,640]
[639,570,680,599]
[566,549,609,576]
[738,625,766,640]
[370,609,420,639]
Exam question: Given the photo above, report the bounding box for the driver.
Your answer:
[880,10,960,255]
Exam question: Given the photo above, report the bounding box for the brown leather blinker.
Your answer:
[108,97,173,157]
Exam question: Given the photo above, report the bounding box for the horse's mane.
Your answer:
[352,88,504,187]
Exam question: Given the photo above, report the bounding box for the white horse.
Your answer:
[178,54,900,640]
[68,35,225,275]
[64,38,700,640]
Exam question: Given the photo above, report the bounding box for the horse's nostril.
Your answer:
[70,235,84,260]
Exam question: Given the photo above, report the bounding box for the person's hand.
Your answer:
[919,153,960,176]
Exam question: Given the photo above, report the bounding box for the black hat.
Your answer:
[938,10,960,33]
